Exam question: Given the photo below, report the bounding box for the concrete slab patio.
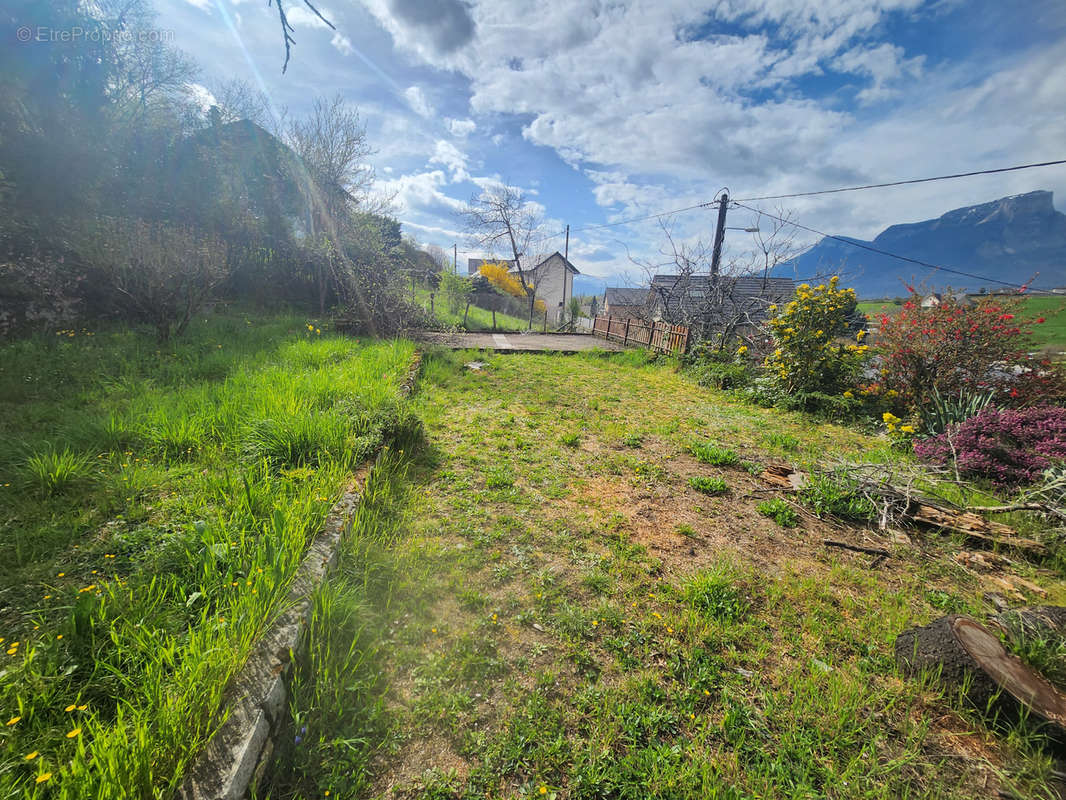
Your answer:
[413,331,627,353]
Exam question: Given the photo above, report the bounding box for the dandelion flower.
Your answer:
[7,716,21,725]
[66,727,81,738]
[36,774,52,784]
[65,704,76,712]
[76,705,87,711]
[539,787,548,795]
[25,751,38,760]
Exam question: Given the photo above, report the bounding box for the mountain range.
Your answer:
[777,190,1066,298]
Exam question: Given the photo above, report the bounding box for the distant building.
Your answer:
[602,287,650,320]
[510,252,580,325]
[920,292,973,309]
[649,274,796,334]
[467,253,580,324]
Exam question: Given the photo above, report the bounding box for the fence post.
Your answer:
[623,318,630,346]
[682,325,690,354]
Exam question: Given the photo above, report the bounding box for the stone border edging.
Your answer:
[177,350,423,800]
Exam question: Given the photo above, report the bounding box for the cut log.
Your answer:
[760,464,806,490]
[896,615,1066,737]
[912,504,1017,537]
[911,503,1047,556]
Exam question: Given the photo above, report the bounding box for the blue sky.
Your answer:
[157,0,1066,289]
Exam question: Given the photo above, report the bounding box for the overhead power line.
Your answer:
[731,201,1028,290]
[530,201,717,245]
[733,159,1066,203]
[527,158,1065,247]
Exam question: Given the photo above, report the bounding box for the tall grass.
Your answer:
[261,450,417,799]
[0,314,416,797]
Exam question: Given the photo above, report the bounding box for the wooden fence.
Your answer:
[591,316,690,355]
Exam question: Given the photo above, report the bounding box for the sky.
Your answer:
[155,0,1066,290]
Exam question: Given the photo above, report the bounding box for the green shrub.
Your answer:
[756,498,799,527]
[800,470,876,522]
[688,476,728,495]
[691,361,751,390]
[561,433,580,448]
[621,432,643,448]
[688,441,739,466]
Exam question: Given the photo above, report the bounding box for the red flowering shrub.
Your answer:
[874,292,1063,411]
[913,406,1066,487]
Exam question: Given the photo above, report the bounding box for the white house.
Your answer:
[510,252,580,325]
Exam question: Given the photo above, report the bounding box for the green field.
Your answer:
[415,287,532,331]
[0,315,416,797]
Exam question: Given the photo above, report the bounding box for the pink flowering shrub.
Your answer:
[913,406,1066,487]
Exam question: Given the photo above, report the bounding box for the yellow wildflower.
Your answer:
[25,751,38,760]
[842,391,853,398]
[900,425,915,434]
[36,774,52,784]
[66,727,81,738]
[6,716,20,725]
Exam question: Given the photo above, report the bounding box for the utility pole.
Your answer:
[709,193,728,280]
[564,224,569,260]
[453,243,458,274]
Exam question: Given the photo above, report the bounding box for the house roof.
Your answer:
[511,251,581,275]
[650,274,796,297]
[604,287,649,306]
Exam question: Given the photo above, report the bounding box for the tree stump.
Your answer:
[896,615,1066,737]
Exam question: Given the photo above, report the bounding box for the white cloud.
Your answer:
[330,33,354,56]
[446,117,477,137]
[375,170,466,219]
[403,85,433,117]
[428,140,470,182]
[285,5,335,29]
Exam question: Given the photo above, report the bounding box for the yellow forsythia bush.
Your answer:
[763,276,868,394]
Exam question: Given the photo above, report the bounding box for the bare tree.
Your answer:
[208,79,275,131]
[425,244,451,273]
[462,185,542,329]
[631,218,798,350]
[747,207,801,283]
[286,94,377,210]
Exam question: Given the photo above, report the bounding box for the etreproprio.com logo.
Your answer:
[16,25,175,44]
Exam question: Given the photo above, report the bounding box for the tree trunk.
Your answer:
[896,614,1066,736]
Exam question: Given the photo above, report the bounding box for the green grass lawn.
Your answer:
[264,348,1066,800]
[414,287,532,332]
[0,314,415,797]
